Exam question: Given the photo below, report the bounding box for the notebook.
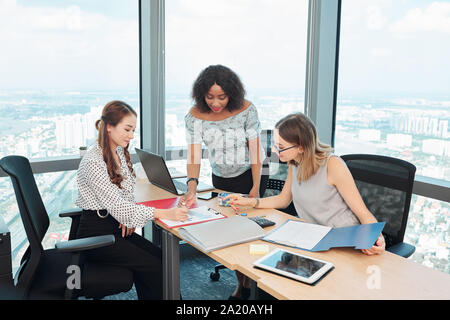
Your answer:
[178,216,265,252]
[263,219,385,252]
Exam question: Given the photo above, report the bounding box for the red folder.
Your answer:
[137,197,225,229]
[137,197,194,209]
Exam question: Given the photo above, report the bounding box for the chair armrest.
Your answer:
[59,209,83,241]
[387,242,416,258]
[55,235,115,253]
[59,208,83,218]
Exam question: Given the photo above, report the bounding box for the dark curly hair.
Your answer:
[192,65,246,113]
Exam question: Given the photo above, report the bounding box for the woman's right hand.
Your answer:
[180,190,197,208]
[224,193,255,211]
[166,207,189,221]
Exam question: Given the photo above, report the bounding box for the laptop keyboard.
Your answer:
[173,180,188,192]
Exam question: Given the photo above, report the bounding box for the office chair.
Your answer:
[263,178,298,216]
[341,154,416,258]
[0,155,133,299]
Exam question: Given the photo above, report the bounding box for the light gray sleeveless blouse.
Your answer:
[291,155,360,228]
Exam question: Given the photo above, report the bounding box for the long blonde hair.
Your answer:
[275,113,333,182]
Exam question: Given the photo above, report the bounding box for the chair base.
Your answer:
[210,264,227,281]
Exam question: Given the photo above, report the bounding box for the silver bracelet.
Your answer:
[253,198,260,208]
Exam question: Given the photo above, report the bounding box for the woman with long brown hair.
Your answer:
[75,100,188,299]
[225,112,385,256]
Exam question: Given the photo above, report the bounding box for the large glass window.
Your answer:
[0,0,140,159]
[0,0,140,272]
[336,0,449,274]
[165,0,309,153]
[404,195,450,274]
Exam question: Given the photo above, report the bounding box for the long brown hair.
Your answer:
[275,113,333,182]
[95,100,137,188]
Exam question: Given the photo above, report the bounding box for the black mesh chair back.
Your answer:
[0,156,48,294]
[0,156,48,247]
[341,154,416,253]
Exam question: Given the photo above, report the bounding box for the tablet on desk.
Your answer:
[253,248,334,285]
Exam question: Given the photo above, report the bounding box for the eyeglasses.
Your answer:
[272,144,297,154]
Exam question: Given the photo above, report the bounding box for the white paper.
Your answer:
[264,220,332,250]
[159,206,225,228]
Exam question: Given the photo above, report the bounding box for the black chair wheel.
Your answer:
[210,272,220,281]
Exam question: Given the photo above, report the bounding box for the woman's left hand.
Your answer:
[361,233,385,255]
[248,186,259,198]
[119,223,135,238]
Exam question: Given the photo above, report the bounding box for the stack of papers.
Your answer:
[179,216,265,252]
[264,221,332,250]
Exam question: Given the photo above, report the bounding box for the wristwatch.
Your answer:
[186,177,199,186]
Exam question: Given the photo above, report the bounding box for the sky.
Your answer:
[164,0,308,96]
[338,0,450,97]
[0,0,140,91]
[0,0,449,96]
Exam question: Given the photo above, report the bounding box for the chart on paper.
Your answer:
[158,206,226,228]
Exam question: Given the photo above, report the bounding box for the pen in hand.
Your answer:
[175,200,189,221]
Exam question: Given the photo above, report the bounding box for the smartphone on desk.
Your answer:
[197,192,218,200]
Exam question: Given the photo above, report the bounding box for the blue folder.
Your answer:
[263,220,386,252]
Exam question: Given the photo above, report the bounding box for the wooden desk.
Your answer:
[135,179,450,300]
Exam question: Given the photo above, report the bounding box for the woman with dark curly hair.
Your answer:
[181,65,268,300]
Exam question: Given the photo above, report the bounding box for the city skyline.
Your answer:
[1,90,448,178]
[0,91,448,276]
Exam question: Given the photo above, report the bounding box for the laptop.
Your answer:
[135,148,214,195]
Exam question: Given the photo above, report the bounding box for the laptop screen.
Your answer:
[135,148,177,193]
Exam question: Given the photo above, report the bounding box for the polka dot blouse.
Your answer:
[75,143,154,229]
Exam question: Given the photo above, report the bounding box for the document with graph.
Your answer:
[158,206,226,229]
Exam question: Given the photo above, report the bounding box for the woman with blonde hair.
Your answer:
[75,100,188,299]
[226,112,385,256]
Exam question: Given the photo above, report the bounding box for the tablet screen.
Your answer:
[258,249,326,279]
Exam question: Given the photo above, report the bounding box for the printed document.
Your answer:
[263,220,332,250]
[158,206,225,228]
